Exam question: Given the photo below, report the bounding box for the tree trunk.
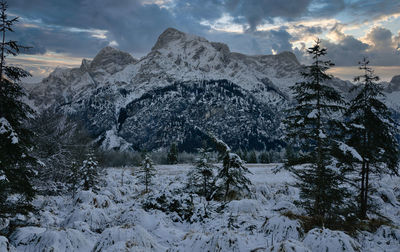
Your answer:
[363,162,370,219]
[360,160,366,219]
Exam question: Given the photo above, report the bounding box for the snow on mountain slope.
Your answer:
[27,28,303,111]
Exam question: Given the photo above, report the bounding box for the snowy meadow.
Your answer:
[2,163,400,252]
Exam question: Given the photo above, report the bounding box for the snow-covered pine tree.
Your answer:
[211,136,252,201]
[81,150,100,191]
[167,143,178,164]
[67,161,81,198]
[186,147,216,200]
[345,57,399,219]
[0,0,36,216]
[138,154,156,193]
[284,39,348,223]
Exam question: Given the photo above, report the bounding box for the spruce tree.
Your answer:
[211,136,252,201]
[248,151,257,163]
[0,0,36,217]
[284,39,348,223]
[138,154,156,193]
[346,58,399,219]
[167,143,178,164]
[186,147,216,200]
[81,150,100,191]
[218,151,252,201]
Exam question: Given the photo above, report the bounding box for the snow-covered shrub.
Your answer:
[226,199,261,217]
[261,216,303,243]
[358,225,400,252]
[267,239,310,252]
[0,236,15,252]
[174,229,253,252]
[303,228,361,252]
[10,226,93,252]
[93,225,165,252]
[142,191,194,222]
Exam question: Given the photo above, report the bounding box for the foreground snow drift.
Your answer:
[3,164,400,251]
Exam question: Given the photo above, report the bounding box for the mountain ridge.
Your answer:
[25,27,400,151]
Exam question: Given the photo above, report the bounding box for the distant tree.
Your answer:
[0,0,36,217]
[167,143,179,164]
[248,151,257,163]
[285,145,298,166]
[259,151,270,164]
[284,39,348,224]
[242,149,248,162]
[345,58,399,219]
[137,154,156,193]
[187,147,216,200]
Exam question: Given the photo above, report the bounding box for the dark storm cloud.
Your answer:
[7,0,400,66]
[206,29,293,55]
[9,0,312,57]
[308,0,345,18]
[9,0,182,57]
[224,0,312,30]
[347,0,400,23]
[10,24,109,57]
[321,36,370,66]
[366,26,393,48]
[320,26,400,66]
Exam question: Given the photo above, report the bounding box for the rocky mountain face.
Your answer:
[27,28,394,152]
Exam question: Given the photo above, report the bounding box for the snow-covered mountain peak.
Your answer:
[90,46,137,74]
[152,27,189,51]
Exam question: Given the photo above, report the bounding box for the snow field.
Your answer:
[2,163,400,251]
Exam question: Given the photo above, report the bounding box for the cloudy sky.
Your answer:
[7,0,400,82]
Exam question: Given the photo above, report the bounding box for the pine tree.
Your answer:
[218,151,252,201]
[167,143,178,164]
[248,151,257,163]
[211,137,252,201]
[284,39,348,223]
[67,161,81,198]
[81,150,100,191]
[0,0,36,217]
[186,147,216,200]
[259,151,270,164]
[137,154,156,193]
[346,57,399,219]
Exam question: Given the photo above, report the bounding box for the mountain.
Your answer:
[26,28,375,151]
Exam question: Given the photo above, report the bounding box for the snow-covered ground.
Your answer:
[2,164,400,252]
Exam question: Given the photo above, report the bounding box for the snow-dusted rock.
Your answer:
[303,228,361,252]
